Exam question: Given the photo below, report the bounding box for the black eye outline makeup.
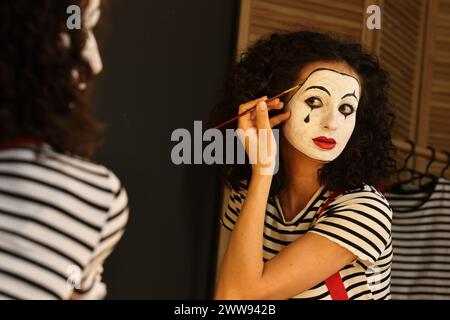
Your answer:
[303,96,324,123]
[305,96,323,109]
[338,103,355,118]
[302,94,357,122]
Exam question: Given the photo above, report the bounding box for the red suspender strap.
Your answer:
[0,138,39,150]
[318,191,340,215]
[325,273,349,300]
[317,190,349,300]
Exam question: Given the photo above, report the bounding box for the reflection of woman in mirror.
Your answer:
[0,0,128,299]
[213,31,396,300]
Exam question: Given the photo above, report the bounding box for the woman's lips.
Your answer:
[312,136,336,150]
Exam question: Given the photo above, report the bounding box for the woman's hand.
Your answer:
[237,96,290,176]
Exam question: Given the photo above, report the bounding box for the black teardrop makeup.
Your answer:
[304,113,310,123]
[304,105,319,123]
[304,97,322,123]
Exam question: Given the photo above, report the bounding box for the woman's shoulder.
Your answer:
[313,182,393,267]
[47,144,111,172]
[0,143,125,196]
[341,183,386,197]
[48,145,126,197]
[332,183,392,217]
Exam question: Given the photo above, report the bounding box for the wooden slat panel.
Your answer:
[247,0,365,49]
[381,34,418,68]
[428,0,450,152]
[387,14,419,35]
[379,0,425,141]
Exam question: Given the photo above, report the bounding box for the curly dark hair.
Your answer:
[210,30,397,196]
[0,0,103,158]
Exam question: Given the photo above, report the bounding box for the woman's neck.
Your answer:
[281,136,324,192]
[278,136,325,219]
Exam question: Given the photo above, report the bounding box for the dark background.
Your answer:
[93,0,239,299]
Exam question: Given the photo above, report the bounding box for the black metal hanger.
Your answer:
[395,145,438,187]
[395,140,422,181]
[439,150,450,178]
[420,146,436,186]
[387,140,428,192]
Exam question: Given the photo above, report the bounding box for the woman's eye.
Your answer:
[305,97,322,108]
[339,104,354,116]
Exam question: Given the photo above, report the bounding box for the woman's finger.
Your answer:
[255,101,271,130]
[255,101,272,168]
[246,101,283,123]
[270,111,291,128]
[266,98,280,108]
[268,101,284,110]
[250,109,256,121]
[238,96,268,113]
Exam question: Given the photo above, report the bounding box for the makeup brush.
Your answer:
[213,83,302,129]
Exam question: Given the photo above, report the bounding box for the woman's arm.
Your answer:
[215,174,273,299]
[214,98,356,300]
[215,175,356,299]
[215,224,231,287]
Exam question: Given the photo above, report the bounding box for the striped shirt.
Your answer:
[220,182,393,300]
[385,177,450,300]
[0,144,129,300]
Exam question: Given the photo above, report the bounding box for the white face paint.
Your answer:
[60,0,102,90]
[82,0,102,75]
[283,68,361,162]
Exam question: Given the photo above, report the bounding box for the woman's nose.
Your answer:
[321,108,338,131]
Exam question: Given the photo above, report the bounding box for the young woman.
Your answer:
[213,31,396,300]
[0,0,128,299]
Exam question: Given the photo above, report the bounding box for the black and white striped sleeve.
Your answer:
[310,190,392,266]
[220,185,247,232]
[74,171,129,299]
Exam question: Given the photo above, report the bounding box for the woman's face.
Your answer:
[282,61,361,162]
[82,0,102,75]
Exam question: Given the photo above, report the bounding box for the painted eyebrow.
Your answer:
[304,68,361,86]
[305,86,330,96]
[341,91,358,101]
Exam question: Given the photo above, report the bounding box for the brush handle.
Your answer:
[213,84,300,129]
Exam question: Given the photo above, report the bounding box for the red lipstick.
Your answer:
[312,136,336,150]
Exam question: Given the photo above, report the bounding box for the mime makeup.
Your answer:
[283,68,361,162]
[61,0,103,80]
[82,0,102,75]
